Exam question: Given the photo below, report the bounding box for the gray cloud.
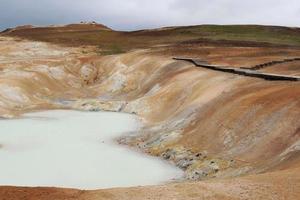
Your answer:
[0,0,300,31]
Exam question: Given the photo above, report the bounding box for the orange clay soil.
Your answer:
[0,24,299,199]
[0,167,299,200]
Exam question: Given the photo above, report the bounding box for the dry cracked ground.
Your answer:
[0,23,299,199]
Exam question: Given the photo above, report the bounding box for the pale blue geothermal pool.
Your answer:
[0,110,182,189]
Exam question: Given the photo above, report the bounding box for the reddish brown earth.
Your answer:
[0,167,299,200]
[0,23,299,199]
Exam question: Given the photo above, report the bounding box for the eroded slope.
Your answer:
[0,35,299,199]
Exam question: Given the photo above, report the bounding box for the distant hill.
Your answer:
[1,22,110,34]
[2,23,300,51]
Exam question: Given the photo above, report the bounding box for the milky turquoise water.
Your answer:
[0,110,182,189]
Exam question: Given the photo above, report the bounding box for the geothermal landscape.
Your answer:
[0,23,299,199]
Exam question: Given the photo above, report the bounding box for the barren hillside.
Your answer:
[0,23,299,199]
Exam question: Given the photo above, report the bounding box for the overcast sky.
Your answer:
[0,0,300,31]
